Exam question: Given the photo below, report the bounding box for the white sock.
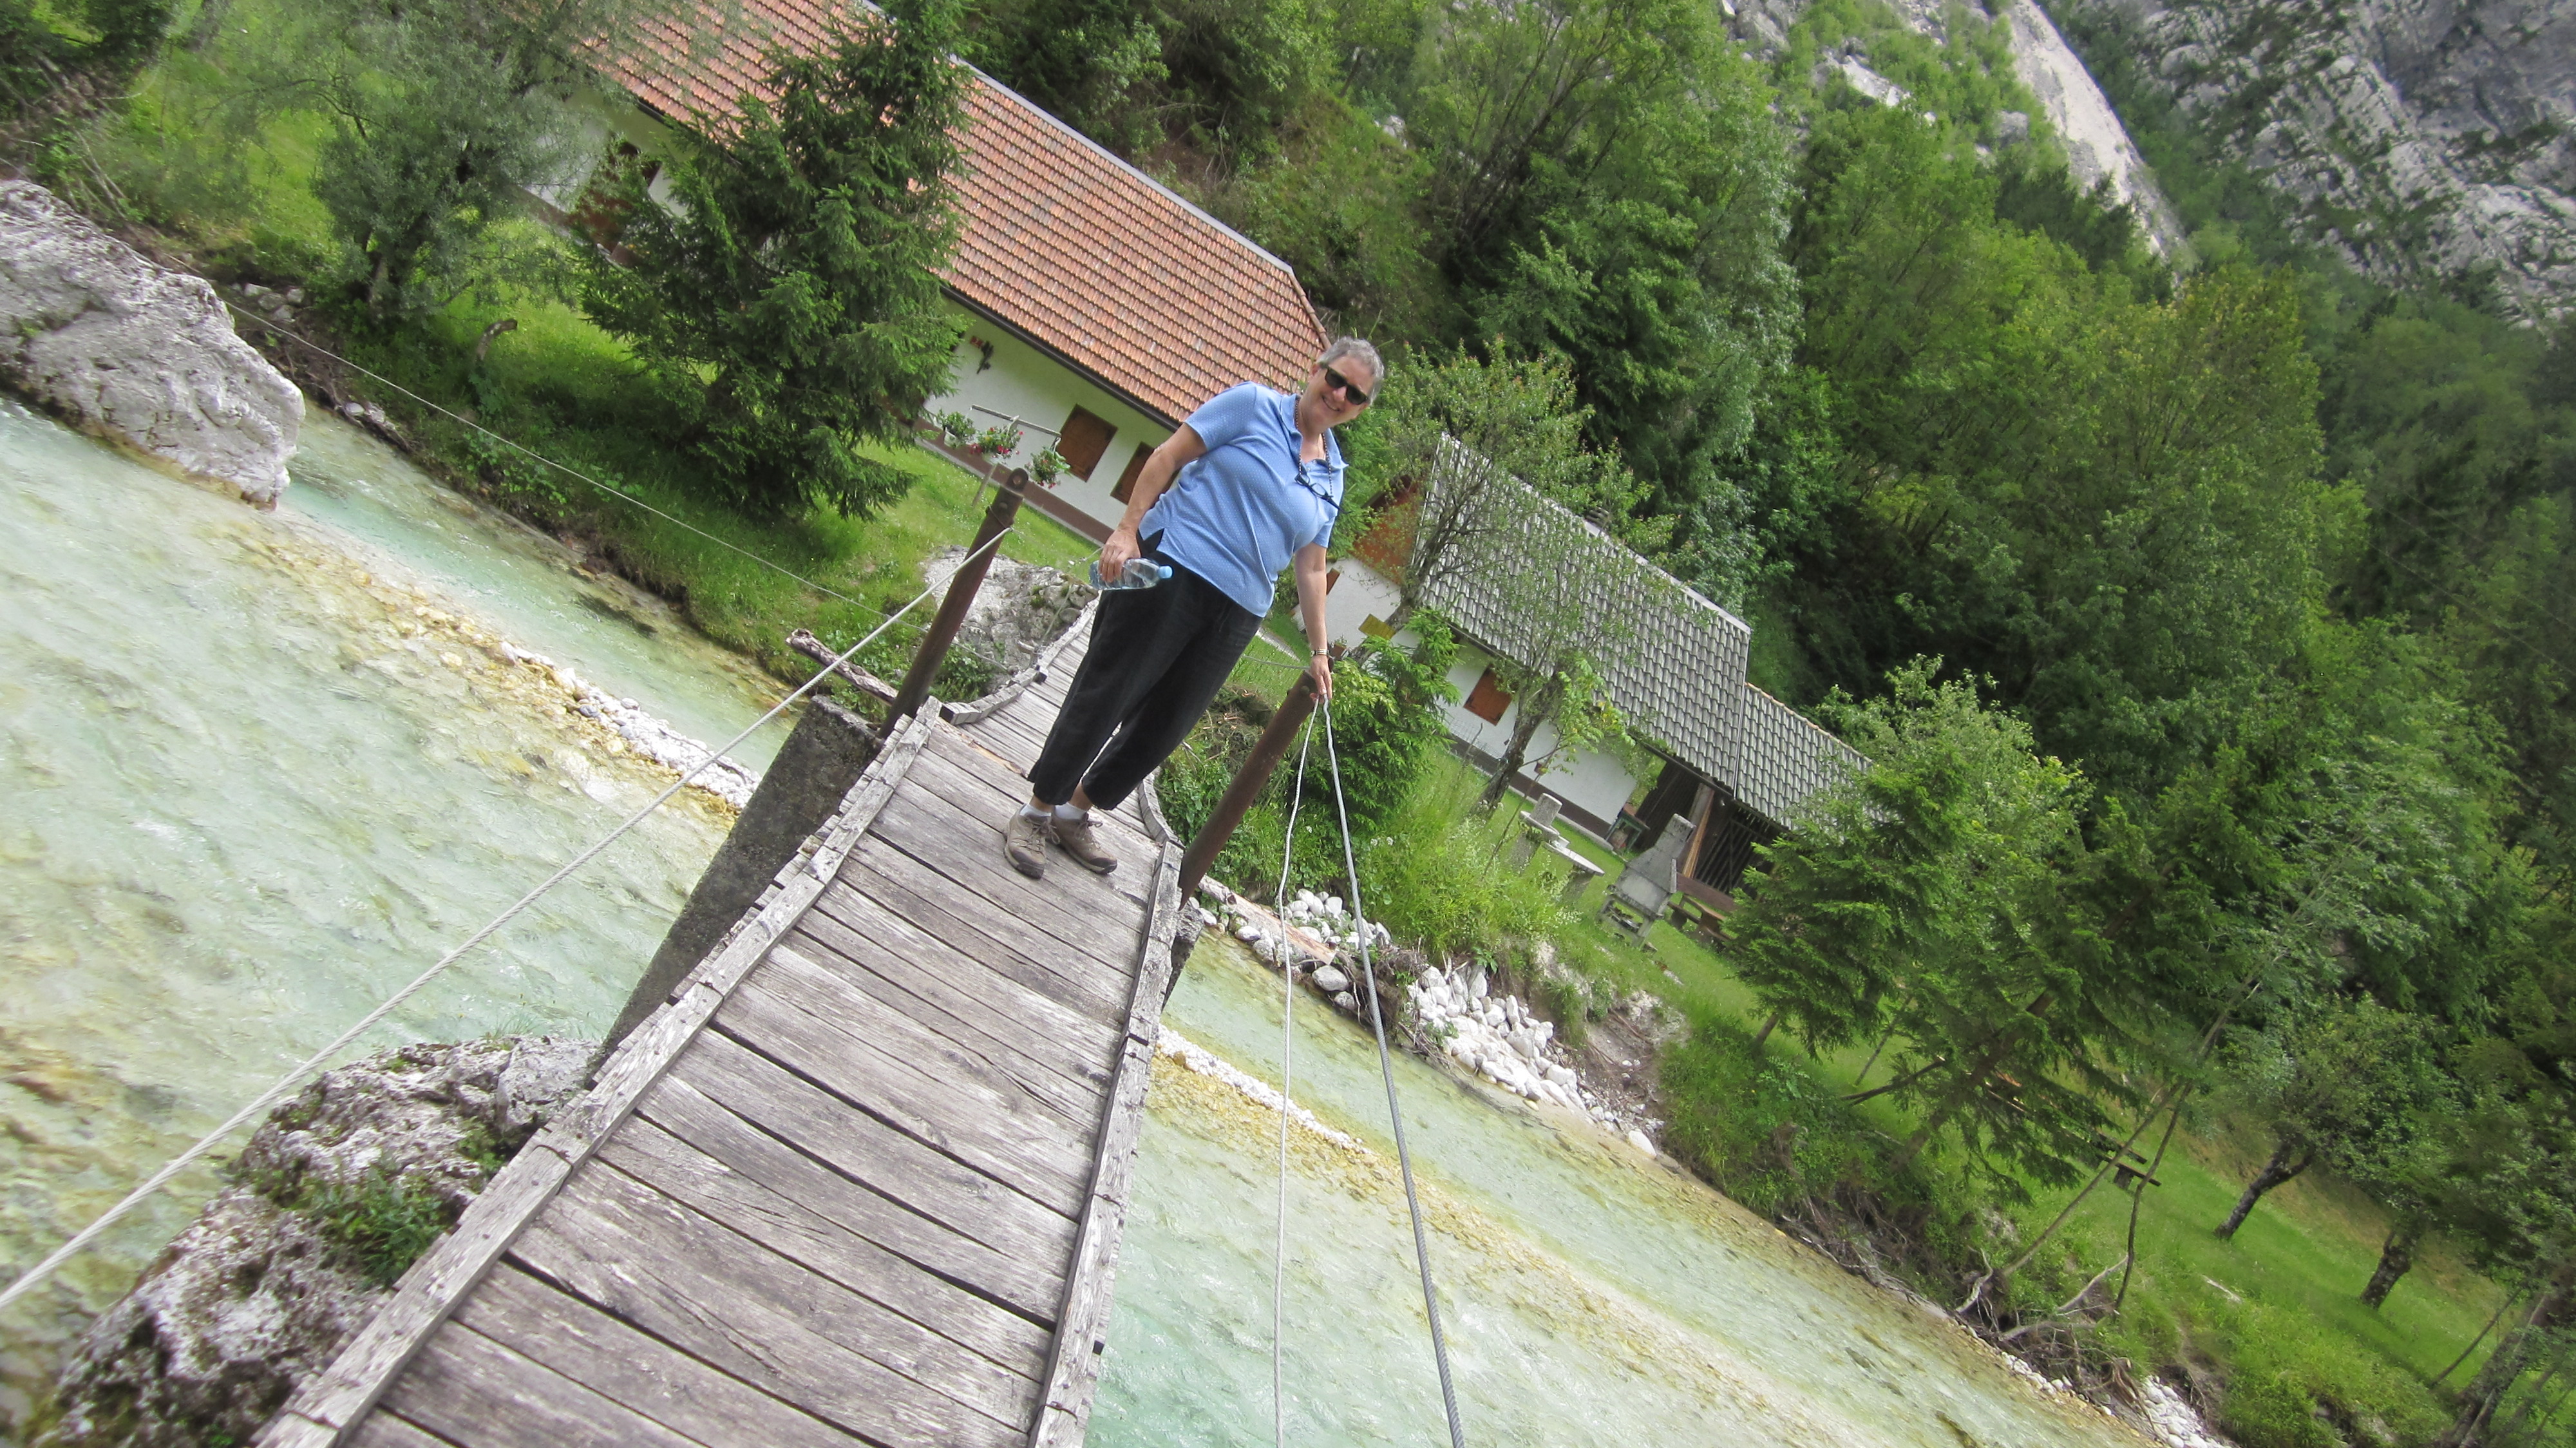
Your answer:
[1053,803,1089,823]
[1019,803,1052,821]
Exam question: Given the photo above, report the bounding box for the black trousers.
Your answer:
[1029,542,1260,811]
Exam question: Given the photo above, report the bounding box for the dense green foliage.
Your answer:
[266,0,624,316]
[580,0,969,520]
[0,0,171,114]
[11,0,2573,1431]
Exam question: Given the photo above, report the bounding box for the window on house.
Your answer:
[569,142,659,251]
[1057,406,1116,481]
[1464,668,1512,724]
[1111,443,1154,504]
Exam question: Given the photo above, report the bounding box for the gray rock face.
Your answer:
[920,547,1094,676]
[0,180,303,505]
[1727,0,2188,255]
[2056,0,2576,318]
[2001,0,2191,252]
[32,1037,594,1448]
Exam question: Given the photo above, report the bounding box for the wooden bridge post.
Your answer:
[890,473,1025,722]
[1177,653,1331,901]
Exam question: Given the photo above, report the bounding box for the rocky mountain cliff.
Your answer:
[1731,0,2573,319]
[2059,0,2574,318]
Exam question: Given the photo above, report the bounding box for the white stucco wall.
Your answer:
[923,307,1170,537]
[1321,556,1404,644]
[1437,651,1639,830]
[531,88,685,220]
[1322,557,1642,832]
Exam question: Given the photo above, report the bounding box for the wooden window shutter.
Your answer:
[1058,406,1116,481]
[1464,668,1512,724]
[1111,444,1152,504]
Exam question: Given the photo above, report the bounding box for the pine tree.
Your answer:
[582,0,969,519]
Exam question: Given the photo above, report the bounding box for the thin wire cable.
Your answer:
[1320,700,1469,1448]
[223,302,896,620]
[1271,710,1320,1448]
[0,525,1015,1318]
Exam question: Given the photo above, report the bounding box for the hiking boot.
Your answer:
[1050,810,1119,875]
[1004,810,1049,879]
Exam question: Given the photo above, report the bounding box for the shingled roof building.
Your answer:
[1323,451,1865,910]
[544,0,1327,539]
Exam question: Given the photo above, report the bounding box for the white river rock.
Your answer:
[0,181,302,506]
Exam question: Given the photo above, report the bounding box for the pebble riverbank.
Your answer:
[1196,882,1663,1153]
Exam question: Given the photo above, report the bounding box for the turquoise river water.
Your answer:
[0,401,2142,1446]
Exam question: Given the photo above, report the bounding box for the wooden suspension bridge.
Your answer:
[258,587,1209,1447]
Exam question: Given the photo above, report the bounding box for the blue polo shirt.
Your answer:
[1141,383,1343,616]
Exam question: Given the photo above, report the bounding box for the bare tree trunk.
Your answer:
[2362,1215,2427,1309]
[2444,1272,2573,1447]
[2438,1293,2521,1387]
[1476,673,1555,812]
[2215,1141,2311,1239]
[1750,1009,1782,1049]
[185,0,234,51]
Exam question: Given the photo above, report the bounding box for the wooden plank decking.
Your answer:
[261,615,1182,1448]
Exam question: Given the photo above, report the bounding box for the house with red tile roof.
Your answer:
[535,0,1327,540]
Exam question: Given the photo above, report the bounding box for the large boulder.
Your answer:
[920,546,1095,676]
[0,180,303,505]
[30,1037,594,1448]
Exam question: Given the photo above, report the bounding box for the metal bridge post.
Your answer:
[890,473,1025,722]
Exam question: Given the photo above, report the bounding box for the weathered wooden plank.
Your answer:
[824,853,1129,1024]
[635,1069,1063,1321]
[714,948,1096,1207]
[600,709,934,1047]
[945,716,1048,777]
[918,732,1158,859]
[599,1113,1052,1378]
[345,1412,448,1448]
[862,789,1150,951]
[510,1163,1029,1448]
[256,715,941,1448]
[784,907,1113,1108]
[382,1321,706,1448]
[791,890,1119,1103]
[456,1262,861,1448]
[669,1033,1078,1270]
[1028,838,1185,1448]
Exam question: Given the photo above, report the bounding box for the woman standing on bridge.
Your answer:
[1004,339,1381,879]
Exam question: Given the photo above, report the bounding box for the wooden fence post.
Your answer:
[1177,655,1329,901]
[890,474,1024,722]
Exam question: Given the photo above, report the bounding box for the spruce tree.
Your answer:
[582,0,968,519]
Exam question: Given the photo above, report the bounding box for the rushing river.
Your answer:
[0,401,2139,1446]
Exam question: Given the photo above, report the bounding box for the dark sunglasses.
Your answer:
[1322,366,1372,407]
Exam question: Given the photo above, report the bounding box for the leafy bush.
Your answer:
[301,1167,460,1286]
[1660,1007,1917,1218]
[1299,623,1456,835]
[579,0,969,519]
[1354,760,1570,960]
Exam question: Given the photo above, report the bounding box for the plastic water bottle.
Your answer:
[1090,557,1173,591]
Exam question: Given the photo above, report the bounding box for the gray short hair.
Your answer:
[1317,336,1383,387]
